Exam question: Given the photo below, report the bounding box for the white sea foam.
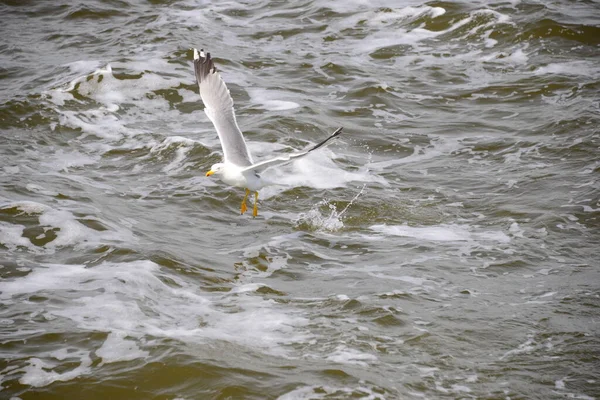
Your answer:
[370,223,511,243]
[0,222,31,251]
[1,201,51,214]
[41,149,99,172]
[3,165,20,174]
[96,332,150,365]
[0,201,134,253]
[247,88,300,111]
[368,273,427,285]
[278,384,386,400]
[482,48,529,65]
[58,109,131,141]
[326,346,378,366]
[499,333,553,360]
[18,352,93,388]
[57,62,173,109]
[149,136,200,174]
[0,259,310,386]
[46,59,182,147]
[65,59,104,75]
[365,6,446,25]
[258,148,380,199]
[503,48,528,65]
[534,61,600,77]
[355,7,510,55]
[25,184,59,197]
[366,137,462,171]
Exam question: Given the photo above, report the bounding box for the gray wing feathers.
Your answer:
[242,127,343,173]
[193,49,253,167]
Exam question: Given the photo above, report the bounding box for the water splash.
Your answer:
[293,185,366,232]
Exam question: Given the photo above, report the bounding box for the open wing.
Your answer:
[193,48,253,167]
[241,127,343,173]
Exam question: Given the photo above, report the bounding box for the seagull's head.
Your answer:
[206,163,225,177]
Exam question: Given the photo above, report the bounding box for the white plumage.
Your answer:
[193,48,343,216]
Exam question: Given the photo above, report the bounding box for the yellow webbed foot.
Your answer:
[252,191,259,217]
[241,188,250,215]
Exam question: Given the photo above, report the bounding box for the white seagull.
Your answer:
[193,48,343,217]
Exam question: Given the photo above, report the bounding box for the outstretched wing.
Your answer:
[241,127,343,173]
[193,48,253,167]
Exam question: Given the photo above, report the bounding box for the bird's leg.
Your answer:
[241,189,250,214]
[253,191,259,217]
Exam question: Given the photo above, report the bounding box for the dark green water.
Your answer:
[1,1,599,399]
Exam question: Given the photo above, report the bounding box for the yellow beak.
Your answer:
[206,170,215,177]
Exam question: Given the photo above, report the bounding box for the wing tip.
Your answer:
[193,48,211,63]
[193,48,207,60]
[306,127,344,153]
[193,47,216,83]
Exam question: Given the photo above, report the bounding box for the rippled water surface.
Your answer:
[1,0,599,399]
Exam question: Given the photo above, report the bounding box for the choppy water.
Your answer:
[1,0,599,399]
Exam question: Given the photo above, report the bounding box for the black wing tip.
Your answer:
[308,127,344,153]
[193,47,217,83]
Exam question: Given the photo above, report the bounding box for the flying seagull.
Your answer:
[193,48,343,217]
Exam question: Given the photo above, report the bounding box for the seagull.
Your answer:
[193,48,343,217]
